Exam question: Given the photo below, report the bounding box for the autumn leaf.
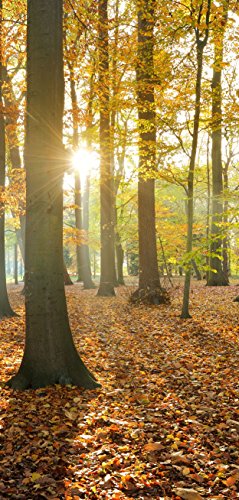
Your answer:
[173,488,203,500]
[143,441,164,452]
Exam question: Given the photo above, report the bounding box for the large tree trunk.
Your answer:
[7,0,99,390]
[97,0,115,296]
[131,0,167,305]
[0,1,16,319]
[181,1,211,318]
[207,1,229,286]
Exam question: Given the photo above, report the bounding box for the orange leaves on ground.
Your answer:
[1,279,239,498]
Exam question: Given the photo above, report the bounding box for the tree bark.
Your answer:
[131,0,167,305]
[207,0,229,286]
[97,0,115,296]
[0,1,16,318]
[7,0,99,390]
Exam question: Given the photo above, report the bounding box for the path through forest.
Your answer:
[0,280,239,499]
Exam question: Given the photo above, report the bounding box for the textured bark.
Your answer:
[207,1,229,286]
[0,1,16,319]
[7,0,99,390]
[132,0,167,305]
[97,0,115,297]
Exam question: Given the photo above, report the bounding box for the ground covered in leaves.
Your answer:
[1,279,239,499]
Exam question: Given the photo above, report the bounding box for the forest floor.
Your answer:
[0,278,239,500]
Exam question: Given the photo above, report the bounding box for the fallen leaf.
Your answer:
[173,488,203,500]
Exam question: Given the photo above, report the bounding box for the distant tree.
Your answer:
[181,0,211,318]
[0,0,16,318]
[7,0,99,390]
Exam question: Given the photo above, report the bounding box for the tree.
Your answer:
[181,0,211,318]
[131,0,167,305]
[7,0,99,390]
[207,0,229,286]
[97,0,115,296]
[0,0,16,319]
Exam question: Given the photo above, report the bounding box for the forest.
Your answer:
[0,0,239,498]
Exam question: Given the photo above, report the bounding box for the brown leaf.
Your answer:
[173,488,203,500]
[144,441,163,452]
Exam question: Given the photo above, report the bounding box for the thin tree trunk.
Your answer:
[181,1,211,318]
[1,65,25,259]
[68,66,84,282]
[115,231,125,285]
[159,237,173,287]
[79,70,96,290]
[14,243,18,285]
[75,169,83,282]
[206,132,210,281]
[223,159,229,277]
[82,171,96,288]
[0,1,16,318]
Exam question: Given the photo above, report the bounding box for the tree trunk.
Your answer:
[206,133,210,282]
[14,243,18,285]
[97,0,115,297]
[63,261,73,286]
[68,66,84,282]
[0,1,16,318]
[115,231,125,285]
[207,0,229,286]
[74,169,83,282]
[131,0,167,305]
[7,0,99,390]
[223,159,229,277]
[1,65,25,260]
[181,1,211,318]
[82,172,96,288]
[192,259,202,281]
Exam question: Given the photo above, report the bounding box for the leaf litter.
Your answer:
[0,280,239,499]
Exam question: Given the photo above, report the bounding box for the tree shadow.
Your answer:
[0,385,100,499]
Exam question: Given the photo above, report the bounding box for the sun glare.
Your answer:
[72,147,98,187]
